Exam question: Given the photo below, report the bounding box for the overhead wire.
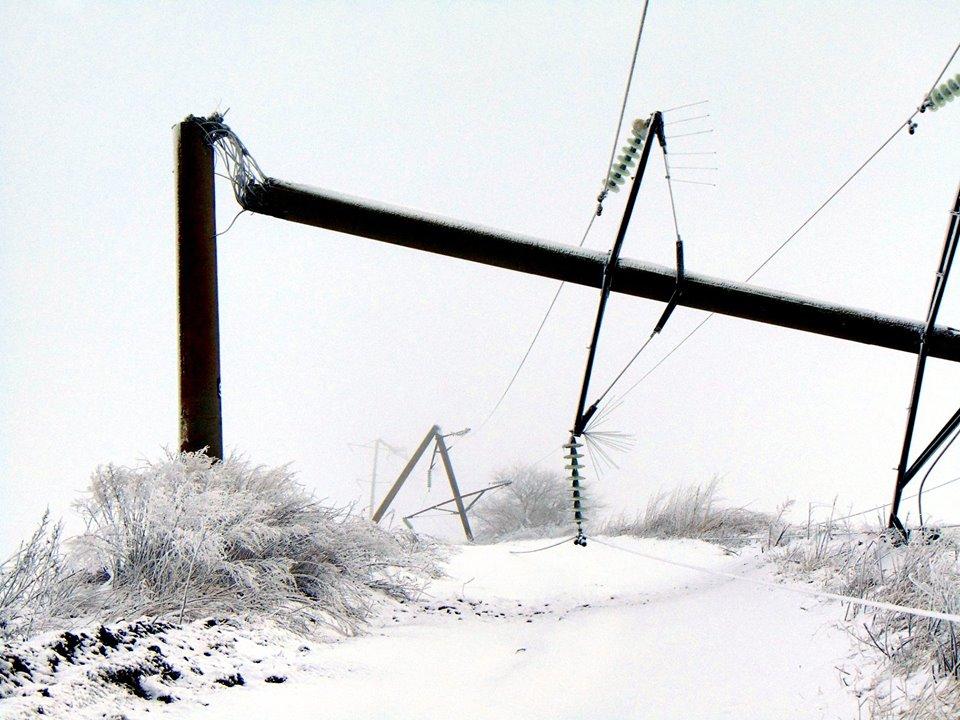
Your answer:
[814,472,960,528]
[917,429,960,526]
[590,536,960,624]
[598,37,960,414]
[508,536,578,554]
[474,0,652,433]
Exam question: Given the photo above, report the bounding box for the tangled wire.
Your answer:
[191,113,268,207]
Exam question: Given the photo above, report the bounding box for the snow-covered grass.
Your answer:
[603,478,773,544]
[0,513,81,641]
[0,452,441,643]
[8,458,959,719]
[770,525,960,718]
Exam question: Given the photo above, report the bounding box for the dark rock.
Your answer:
[214,673,245,688]
[101,666,150,699]
[51,632,86,663]
[97,626,121,649]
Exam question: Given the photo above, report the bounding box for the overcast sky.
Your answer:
[2,1,959,552]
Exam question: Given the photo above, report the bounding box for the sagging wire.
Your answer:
[472,0,652,436]
[597,38,960,414]
[475,277,568,433]
[806,472,960,529]
[590,536,960,625]
[215,208,248,237]
[917,425,960,526]
[508,536,578,554]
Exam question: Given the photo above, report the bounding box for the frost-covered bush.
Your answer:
[472,465,573,542]
[771,527,960,718]
[0,513,82,639]
[603,478,772,543]
[1,452,441,640]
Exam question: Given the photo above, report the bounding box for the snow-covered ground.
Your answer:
[2,537,863,719]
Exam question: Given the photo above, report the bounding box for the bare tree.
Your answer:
[473,465,571,541]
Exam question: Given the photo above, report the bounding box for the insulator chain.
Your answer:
[605,117,651,194]
[564,436,588,546]
[924,73,960,112]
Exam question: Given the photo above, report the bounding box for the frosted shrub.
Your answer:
[604,478,771,543]
[472,465,572,541]
[2,452,440,640]
[0,514,78,639]
[72,451,441,633]
[772,528,960,717]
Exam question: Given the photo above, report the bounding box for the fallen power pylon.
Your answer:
[174,113,959,535]
[370,425,473,541]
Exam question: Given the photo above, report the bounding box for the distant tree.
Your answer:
[473,465,571,541]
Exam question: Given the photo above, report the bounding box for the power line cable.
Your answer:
[600,38,960,411]
[590,536,960,624]
[474,0,652,433]
[820,472,960,527]
[508,536,578,554]
[917,429,960,526]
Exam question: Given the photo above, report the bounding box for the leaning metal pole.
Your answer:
[887,182,960,532]
[573,112,664,437]
[176,117,223,459]
[240,179,960,362]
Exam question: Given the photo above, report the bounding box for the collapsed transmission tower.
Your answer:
[175,111,959,538]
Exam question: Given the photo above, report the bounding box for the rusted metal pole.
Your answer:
[176,116,223,459]
[241,179,960,362]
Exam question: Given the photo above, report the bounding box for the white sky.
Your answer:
[2,1,959,552]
